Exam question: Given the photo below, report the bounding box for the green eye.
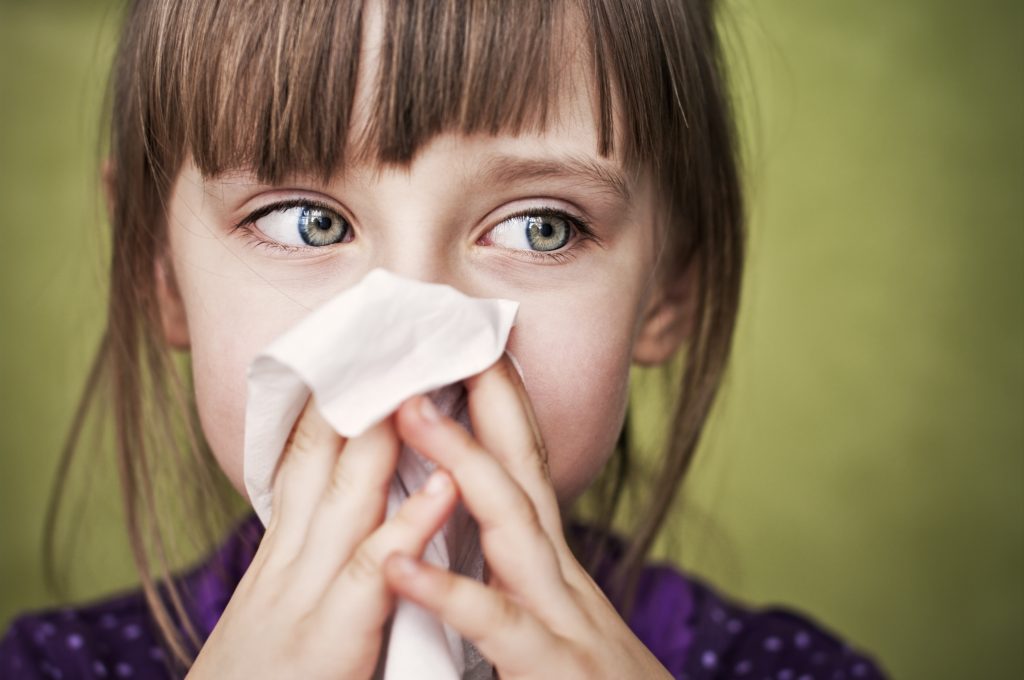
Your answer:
[524,215,571,251]
[253,204,351,247]
[489,214,573,253]
[297,207,348,246]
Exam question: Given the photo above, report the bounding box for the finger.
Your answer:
[395,396,576,617]
[320,469,458,631]
[266,397,344,559]
[384,555,560,676]
[464,353,565,545]
[292,416,401,588]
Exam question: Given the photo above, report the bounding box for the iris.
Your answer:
[298,207,348,247]
[523,215,571,252]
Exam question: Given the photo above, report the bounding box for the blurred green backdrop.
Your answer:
[1,1,1021,678]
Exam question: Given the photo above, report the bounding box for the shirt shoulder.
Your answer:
[0,516,261,680]
[0,590,175,679]
[630,562,890,680]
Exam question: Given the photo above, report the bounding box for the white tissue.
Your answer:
[243,268,518,680]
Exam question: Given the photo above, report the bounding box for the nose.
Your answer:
[349,162,491,298]
[372,226,443,283]
[367,216,480,296]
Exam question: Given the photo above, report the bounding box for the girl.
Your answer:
[1,0,887,678]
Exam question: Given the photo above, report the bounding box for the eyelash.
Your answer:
[233,199,598,263]
[232,198,342,255]
[486,206,596,264]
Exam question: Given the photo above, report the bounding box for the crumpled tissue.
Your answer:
[243,268,519,680]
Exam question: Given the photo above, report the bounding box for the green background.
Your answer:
[1,1,1021,678]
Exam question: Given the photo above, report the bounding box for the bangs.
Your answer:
[137,0,605,182]
[118,0,729,253]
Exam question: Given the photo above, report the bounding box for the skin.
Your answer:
[153,3,695,676]
[164,132,678,504]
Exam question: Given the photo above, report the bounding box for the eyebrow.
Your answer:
[477,153,632,203]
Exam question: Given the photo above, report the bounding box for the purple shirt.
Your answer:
[0,516,888,678]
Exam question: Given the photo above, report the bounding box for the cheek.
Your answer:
[189,322,255,494]
[189,297,323,494]
[508,284,640,503]
[169,221,318,494]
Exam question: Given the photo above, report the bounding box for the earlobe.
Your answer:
[632,262,698,367]
[155,254,191,350]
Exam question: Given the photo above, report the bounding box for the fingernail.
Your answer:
[418,396,439,424]
[423,470,449,496]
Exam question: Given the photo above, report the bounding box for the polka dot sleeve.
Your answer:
[0,617,46,679]
[0,516,260,679]
[650,574,890,680]
[0,599,176,679]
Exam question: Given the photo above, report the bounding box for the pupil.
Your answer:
[539,222,554,238]
[312,214,331,231]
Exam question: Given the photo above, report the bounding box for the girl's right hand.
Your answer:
[187,399,458,679]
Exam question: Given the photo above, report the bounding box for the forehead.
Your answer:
[172,0,626,184]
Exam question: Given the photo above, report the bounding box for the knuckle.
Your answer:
[258,547,303,588]
[254,544,290,577]
[285,419,318,455]
[479,491,536,538]
[390,503,421,535]
[496,592,521,629]
[566,644,600,678]
[237,562,292,613]
[280,620,318,667]
[476,594,522,651]
[437,571,459,602]
[508,489,541,528]
[475,449,511,486]
[345,544,382,584]
[253,529,300,575]
[528,441,551,474]
[326,464,360,500]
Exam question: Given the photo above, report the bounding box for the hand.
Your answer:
[188,400,458,679]
[386,355,672,680]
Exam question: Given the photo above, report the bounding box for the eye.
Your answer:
[487,213,573,253]
[252,204,351,247]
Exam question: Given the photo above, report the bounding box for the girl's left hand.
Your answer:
[387,355,672,680]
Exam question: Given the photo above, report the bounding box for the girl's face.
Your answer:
[159,12,690,505]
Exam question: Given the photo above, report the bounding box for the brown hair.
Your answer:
[47,0,744,669]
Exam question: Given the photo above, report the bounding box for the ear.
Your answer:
[632,261,699,366]
[155,254,191,349]
[104,157,191,350]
